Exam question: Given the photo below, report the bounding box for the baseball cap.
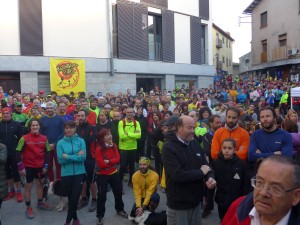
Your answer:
[39,90,44,94]
[15,102,22,107]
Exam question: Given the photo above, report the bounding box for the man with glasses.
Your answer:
[222,155,300,225]
[118,107,141,189]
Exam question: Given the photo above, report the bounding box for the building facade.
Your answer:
[212,23,234,75]
[0,0,214,95]
[243,0,300,81]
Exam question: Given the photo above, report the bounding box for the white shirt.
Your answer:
[249,207,291,225]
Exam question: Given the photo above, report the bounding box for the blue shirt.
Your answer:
[248,128,292,162]
[40,115,65,144]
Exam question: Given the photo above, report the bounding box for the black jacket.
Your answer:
[203,131,214,164]
[0,119,22,154]
[212,154,247,209]
[162,132,214,210]
[76,122,96,159]
[135,114,148,141]
[112,120,120,146]
[0,143,7,200]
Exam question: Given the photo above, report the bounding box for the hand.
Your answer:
[274,151,281,155]
[104,160,109,164]
[124,132,128,135]
[49,144,55,150]
[19,169,26,177]
[256,149,261,154]
[78,150,84,156]
[200,165,211,175]
[135,207,144,217]
[206,177,217,189]
[62,154,68,159]
[42,168,47,174]
[135,130,141,133]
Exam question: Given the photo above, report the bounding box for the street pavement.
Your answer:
[1,180,220,225]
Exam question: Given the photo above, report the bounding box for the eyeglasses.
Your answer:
[251,177,299,197]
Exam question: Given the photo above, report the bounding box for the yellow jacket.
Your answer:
[132,169,159,208]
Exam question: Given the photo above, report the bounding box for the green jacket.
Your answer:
[118,119,141,150]
[280,92,289,104]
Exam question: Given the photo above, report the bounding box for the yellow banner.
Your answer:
[50,58,86,95]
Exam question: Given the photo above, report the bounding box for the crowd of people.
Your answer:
[0,73,299,225]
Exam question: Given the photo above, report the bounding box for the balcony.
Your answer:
[271,46,288,61]
[216,39,222,48]
[261,52,267,63]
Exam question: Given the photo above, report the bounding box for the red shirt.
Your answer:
[95,144,120,175]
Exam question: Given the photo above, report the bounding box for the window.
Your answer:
[226,39,228,48]
[229,59,231,66]
[262,39,267,52]
[226,58,228,67]
[229,41,231,48]
[148,14,162,60]
[278,33,287,47]
[222,37,225,43]
[201,25,206,64]
[222,56,225,63]
[260,11,268,28]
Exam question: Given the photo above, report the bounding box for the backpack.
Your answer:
[122,118,137,131]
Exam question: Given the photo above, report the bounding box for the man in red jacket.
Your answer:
[222,155,300,225]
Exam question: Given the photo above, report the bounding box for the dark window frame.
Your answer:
[278,33,287,47]
[148,13,163,61]
[260,11,268,28]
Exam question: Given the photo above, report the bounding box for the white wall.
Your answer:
[42,0,109,58]
[0,0,20,55]
[168,0,199,17]
[174,13,191,64]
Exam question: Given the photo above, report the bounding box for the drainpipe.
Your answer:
[107,0,114,76]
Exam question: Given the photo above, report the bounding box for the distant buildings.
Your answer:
[240,0,300,81]
[212,23,235,76]
[0,0,215,94]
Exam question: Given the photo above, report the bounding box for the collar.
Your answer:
[105,143,114,148]
[176,135,189,145]
[225,123,239,131]
[249,207,291,225]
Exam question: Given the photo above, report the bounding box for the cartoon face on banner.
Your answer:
[50,58,86,95]
[56,61,80,89]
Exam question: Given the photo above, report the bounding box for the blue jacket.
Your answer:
[237,93,247,103]
[40,115,65,144]
[57,134,86,177]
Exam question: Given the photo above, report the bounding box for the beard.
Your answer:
[227,122,236,129]
[262,121,274,130]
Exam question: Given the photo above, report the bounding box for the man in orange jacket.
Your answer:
[211,106,250,161]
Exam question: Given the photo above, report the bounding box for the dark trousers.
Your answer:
[130,192,160,218]
[119,150,137,183]
[96,172,124,218]
[136,140,146,162]
[48,148,61,182]
[203,185,215,211]
[146,136,153,159]
[153,146,162,177]
[62,174,85,223]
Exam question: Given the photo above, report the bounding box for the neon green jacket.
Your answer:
[280,92,289,104]
[118,119,141,150]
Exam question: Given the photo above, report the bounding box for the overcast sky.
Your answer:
[211,0,253,63]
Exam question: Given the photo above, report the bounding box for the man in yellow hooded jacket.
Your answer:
[129,157,160,221]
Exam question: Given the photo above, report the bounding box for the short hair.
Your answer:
[259,106,276,119]
[28,118,41,128]
[226,106,240,117]
[175,117,184,131]
[259,155,300,187]
[208,115,221,125]
[78,109,88,117]
[222,138,236,149]
[46,101,56,109]
[64,120,76,128]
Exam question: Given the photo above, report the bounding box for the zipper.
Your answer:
[71,137,75,175]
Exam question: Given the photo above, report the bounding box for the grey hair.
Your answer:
[46,101,56,109]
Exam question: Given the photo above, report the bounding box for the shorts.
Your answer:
[25,167,45,183]
[84,158,96,183]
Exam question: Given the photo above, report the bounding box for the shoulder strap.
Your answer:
[122,119,126,130]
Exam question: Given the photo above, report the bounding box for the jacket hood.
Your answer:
[164,130,177,142]
[217,153,240,163]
